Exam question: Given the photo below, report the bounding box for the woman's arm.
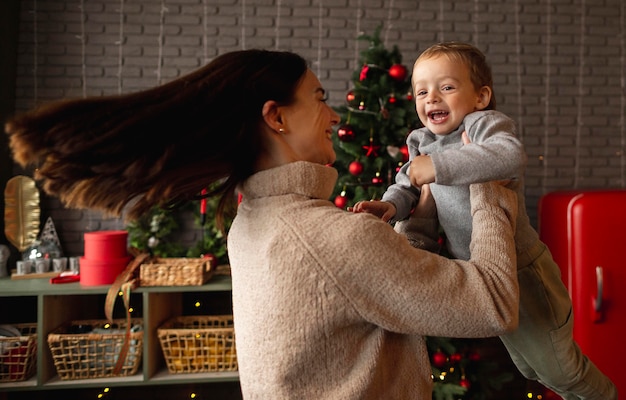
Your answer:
[321,180,519,338]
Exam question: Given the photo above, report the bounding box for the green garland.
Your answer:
[126,196,230,264]
[126,206,186,258]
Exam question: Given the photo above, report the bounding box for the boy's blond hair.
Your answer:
[413,42,496,110]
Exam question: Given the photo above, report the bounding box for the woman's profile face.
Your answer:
[280,69,340,165]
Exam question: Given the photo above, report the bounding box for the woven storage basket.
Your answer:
[158,315,237,374]
[47,318,143,380]
[0,323,37,382]
[140,258,213,286]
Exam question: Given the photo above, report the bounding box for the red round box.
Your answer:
[79,256,132,286]
[83,230,129,260]
[80,230,130,286]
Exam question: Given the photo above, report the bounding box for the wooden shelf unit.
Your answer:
[0,274,238,392]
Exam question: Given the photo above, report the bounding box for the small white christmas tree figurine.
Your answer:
[40,217,62,249]
[23,217,64,260]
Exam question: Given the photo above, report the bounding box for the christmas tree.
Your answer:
[427,336,514,400]
[331,26,420,208]
[331,29,514,399]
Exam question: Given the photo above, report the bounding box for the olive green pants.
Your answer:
[500,243,618,400]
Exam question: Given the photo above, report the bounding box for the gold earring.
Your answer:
[278,128,285,134]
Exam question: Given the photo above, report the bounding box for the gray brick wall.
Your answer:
[10,0,626,256]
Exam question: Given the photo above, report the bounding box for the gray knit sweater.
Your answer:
[227,161,519,400]
[383,110,539,261]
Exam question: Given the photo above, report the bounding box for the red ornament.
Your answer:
[349,160,364,176]
[431,351,447,368]
[200,188,207,226]
[334,193,348,209]
[450,353,462,363]
[388,64,408,82]
[337,124,356,142]
[469,351,481,362]
[399,145,409,162]
[371,173,383,185]
[202,253,218,269]
[346,91,356,102]
[406,91,413,101]
[362,138,381,157]
[359,65,370,81]
[459,377,471,389]
[388,94,397,104]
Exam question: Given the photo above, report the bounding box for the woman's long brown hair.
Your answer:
[5,50,308,230]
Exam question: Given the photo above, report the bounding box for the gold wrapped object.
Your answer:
[4,176,40,252]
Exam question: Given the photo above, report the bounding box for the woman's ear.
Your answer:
[262,100,284,134]
[475,86,492,110]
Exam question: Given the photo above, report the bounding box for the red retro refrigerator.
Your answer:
[538,190,626,393]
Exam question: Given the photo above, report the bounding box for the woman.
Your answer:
[6,49,519,399]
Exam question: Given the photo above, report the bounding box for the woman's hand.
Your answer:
[411,184,437,219]
[463,131,511,187]
[462,130,470,145]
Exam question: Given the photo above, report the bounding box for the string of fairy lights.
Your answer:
[541,0,551,194]
[78,0,87,98]
[116,0,125,94]
[622,0,626,187]
[157,0,168,85]
[514,0,525,142]
[574,0,586,189]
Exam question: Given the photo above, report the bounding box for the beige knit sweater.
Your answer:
[227,161,519,400]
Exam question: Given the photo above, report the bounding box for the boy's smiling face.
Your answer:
[412,54,492,136]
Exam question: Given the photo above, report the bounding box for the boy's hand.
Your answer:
[349,200,397,222]
[408,155,435,187]
[408,131,469,187]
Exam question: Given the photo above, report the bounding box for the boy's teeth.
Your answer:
[430,111,448,121]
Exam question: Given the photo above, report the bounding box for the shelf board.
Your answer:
[150,369,240,384]
[0,274,232,296]
[0,371,239,391]
[42,372,144,388]
[0,377,38,391]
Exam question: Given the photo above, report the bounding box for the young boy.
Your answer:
[351,42,617,400]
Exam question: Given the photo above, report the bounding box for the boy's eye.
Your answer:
[442,85,454,91]
[416,90,427,96]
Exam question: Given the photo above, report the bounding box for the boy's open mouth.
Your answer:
[428,111,448,122]
[428,111,449,122]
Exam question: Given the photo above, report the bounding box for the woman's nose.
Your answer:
[330,107,340,125]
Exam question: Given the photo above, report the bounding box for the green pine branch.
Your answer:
[331,26,420,206]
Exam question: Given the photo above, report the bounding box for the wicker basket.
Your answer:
[140,258,213,286]
[0,323,37,382]
[158,315,237,374]
[47,318,143,380]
